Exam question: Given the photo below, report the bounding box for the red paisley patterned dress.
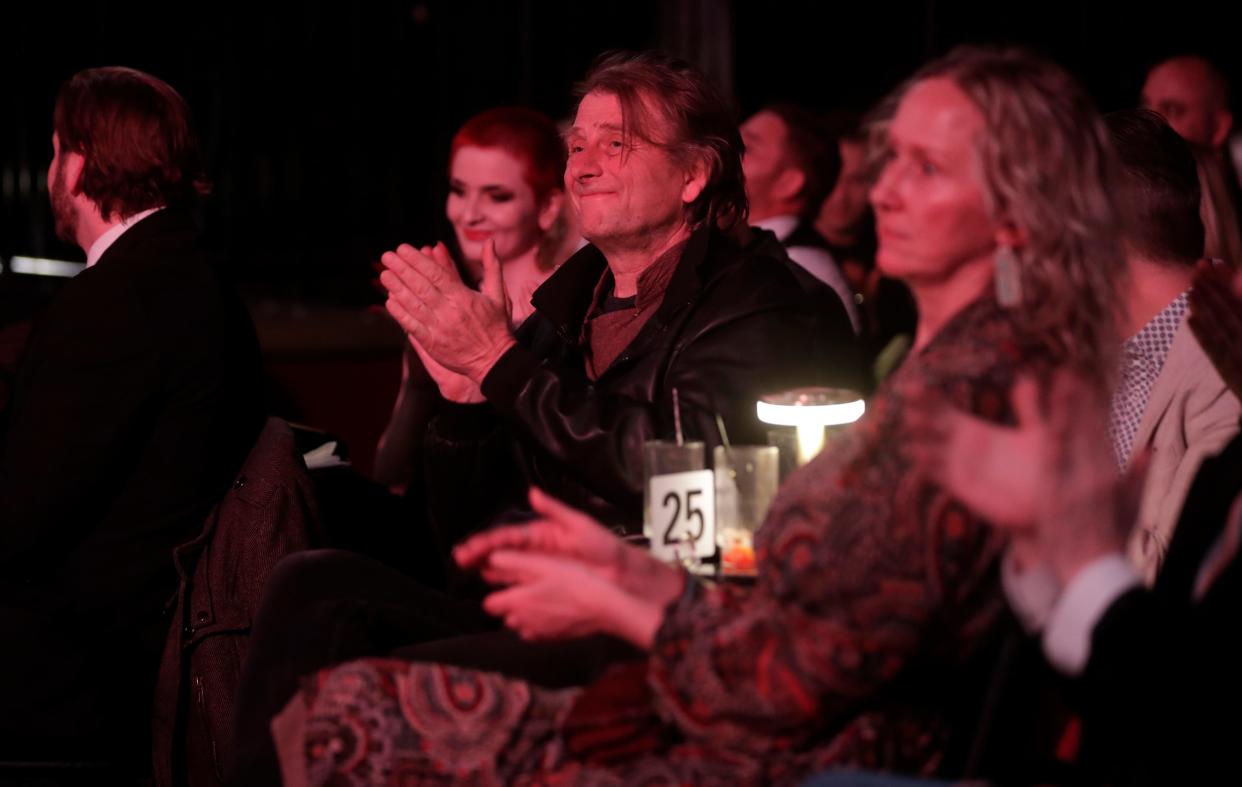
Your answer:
[274,297,1048,786]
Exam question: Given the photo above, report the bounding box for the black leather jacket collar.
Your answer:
[530,224,718,345]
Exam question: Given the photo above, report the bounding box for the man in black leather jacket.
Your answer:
[225,53,862,784]
[382,51,863,546]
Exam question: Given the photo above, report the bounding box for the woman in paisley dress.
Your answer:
[271,46,1125,787]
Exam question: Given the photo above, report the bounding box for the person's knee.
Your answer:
[258,549,362,617]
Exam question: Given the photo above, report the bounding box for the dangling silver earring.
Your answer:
[994,245,1023,307]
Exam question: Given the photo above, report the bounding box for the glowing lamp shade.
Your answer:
[757,387,865,465]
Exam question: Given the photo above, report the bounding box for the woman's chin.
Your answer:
[456,238,484,260]
[455,233,542,267]
[873,251,909,281]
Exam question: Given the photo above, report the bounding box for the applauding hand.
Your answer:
[456,487,683,603]
[407,332,485,403]
[480,551,643,642]
[381,239,516,384]
[905,377,1047,531]
[456,488,686,649]
[456,488,627,580]
[908,371,1145,584]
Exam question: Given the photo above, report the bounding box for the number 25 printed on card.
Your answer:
[647,469,715,562]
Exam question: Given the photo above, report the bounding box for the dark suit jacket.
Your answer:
[0,209,264,754]
[1077,433,1242,785]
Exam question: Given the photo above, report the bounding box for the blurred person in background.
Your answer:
[1100,109,1240,581]
[816,109,878,293]
[818,108,918,380]
[741,103,859,330]
[1143,54,1242,264]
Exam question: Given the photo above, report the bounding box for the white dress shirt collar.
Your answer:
[85,207,163,268]
[754,214,799,243]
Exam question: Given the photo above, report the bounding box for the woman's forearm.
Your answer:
[618,546,687,608]
[603,586,673,650]
[604,555,686,650]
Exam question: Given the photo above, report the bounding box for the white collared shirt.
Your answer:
[1042,555,1141,675]
[755,214,801,244]
[754,214,861,333]
[85,207,163,268]
[1002,550,1141,676]
[1003,530,1242,678]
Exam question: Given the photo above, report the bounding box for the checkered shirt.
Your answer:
[1108,291,1190,469]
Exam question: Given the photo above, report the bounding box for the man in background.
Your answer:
[741,104,860,331]
[1102,109,1240,580]
[1143,54,1242,263]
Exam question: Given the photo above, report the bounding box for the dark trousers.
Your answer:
[225,549,640,786]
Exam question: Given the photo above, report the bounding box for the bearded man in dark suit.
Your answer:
[0,66,264,763]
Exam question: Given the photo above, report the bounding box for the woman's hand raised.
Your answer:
[454,487,630,584]
[455,487,687,648]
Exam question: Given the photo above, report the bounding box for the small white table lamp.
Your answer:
[756,387,865,466]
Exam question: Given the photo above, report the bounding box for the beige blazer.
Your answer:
[1127,317,1242,582]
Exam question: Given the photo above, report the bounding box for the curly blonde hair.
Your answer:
[874,46,1125,383]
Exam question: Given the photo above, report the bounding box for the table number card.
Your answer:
[646,469,716,563]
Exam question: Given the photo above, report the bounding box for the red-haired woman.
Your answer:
[373,107,572,491]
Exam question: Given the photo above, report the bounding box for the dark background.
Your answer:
[2,0,1237,298]
[1,0,1235,470]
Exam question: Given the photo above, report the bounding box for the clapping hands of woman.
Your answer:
[906,371,1148,585]
[454,488,685,649]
